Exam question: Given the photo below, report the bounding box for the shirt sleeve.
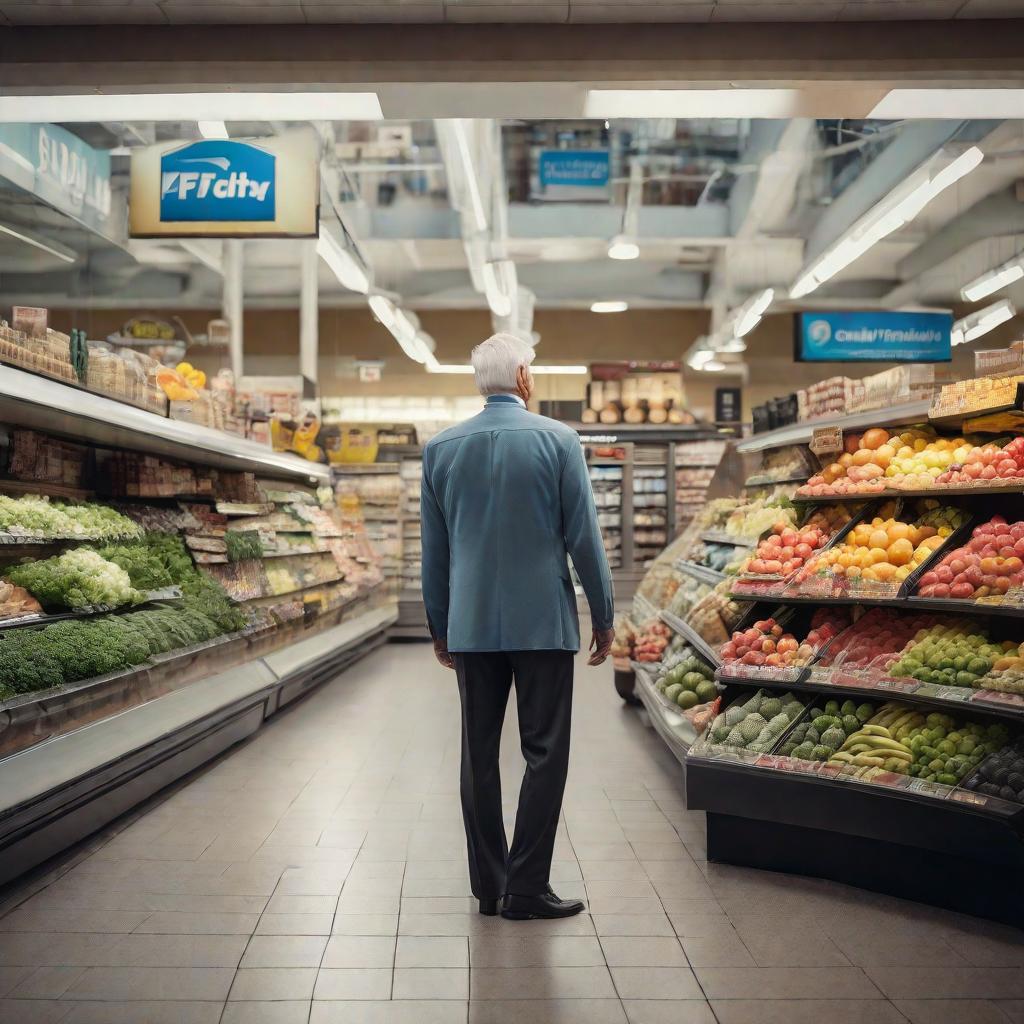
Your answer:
[419,445,451,642]
[560,436,615,632]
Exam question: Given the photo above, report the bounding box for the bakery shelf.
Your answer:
[0,364,329,484]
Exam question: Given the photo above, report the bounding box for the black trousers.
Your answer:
[453,649,574,899]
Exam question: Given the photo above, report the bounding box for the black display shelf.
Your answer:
[728,589,1024,620]
[715,665,1024,725]
[797,484,1024,503]
[687,754,1024,926]
[701,531,756,548]
[744,473,810,488]
[674,560,726,587]
[659,609,721,667]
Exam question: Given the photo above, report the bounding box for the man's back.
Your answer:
[420,395,613,653]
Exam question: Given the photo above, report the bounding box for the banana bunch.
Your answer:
[827,702,925,777]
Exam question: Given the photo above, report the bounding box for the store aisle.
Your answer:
[0,643,1023,1024]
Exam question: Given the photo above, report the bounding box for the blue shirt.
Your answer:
[421,395,615,652]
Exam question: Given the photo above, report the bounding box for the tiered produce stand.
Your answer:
[618,383,1024,925]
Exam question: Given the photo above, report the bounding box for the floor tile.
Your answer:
[681,934,756,968]
[221,1002,313,1024]
[255,913,334,935]
[592,914,674,937]
[311,1002,469,1023]
[396,936,469,968]
[8,965,85,999]
[332,915,399,936]
[392,967,468,999]
[65,966,235,1001]
[469,935,605,968]
[894,999,1014,1024]
[866,967,1024,999]
[468,999,626,1023]
[100,933,248,968]
[470,966,617,999]
[322,935,397,969]
[313,968,393,1000]
[0,965,35,996]
[623,1001,717,1024]
[135,912,260,934]
[696,967,883,999]
[240,935,329,968]
[709,1000,907,1024]
[600,937,687,968]
[610,966,703,999]
[228,967,318,1000]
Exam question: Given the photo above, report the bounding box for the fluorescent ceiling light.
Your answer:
[718,338,747,354]
[450,119,488,233]
[953,298,1015,345]
[790,146,984,300]
[0,91,383,123]
[962,255,1024,302]
[871,89,1024,120]
[481,262,512,318]
[702,359,727,372]
[426,362,586,375]
[197,120,228,140]
[608,236,639,261]
[591,301,628,314]
[734,288,774,337]
[585,89,803,119]
[317,229,370,294]
[689,350,714,368]
[0,222,76,264]
[368,293,397,330]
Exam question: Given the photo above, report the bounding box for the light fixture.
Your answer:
[0,222,76,264]
[608,236,639,261]
[790,147,984,300]
[952,299,1016,346]
[734,288,774,337]
[591,301,628,314]
[870,90,1024,120]
[368,293,397,330]
[0,92,384,123]
[718,338,747,354]
[962,254,1024,302]
[317,228,370,294]
[481,261,512,317]
[426,362,587,375]
[450,119,489,233]
[197,120,228,140]
[702,358,727,372]
[689,350,715,369]
[585,89,803,119]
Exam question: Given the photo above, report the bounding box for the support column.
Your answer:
[222,239,244,380]
[299,239,319,389]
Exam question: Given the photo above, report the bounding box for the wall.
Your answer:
[48,305,1021,423]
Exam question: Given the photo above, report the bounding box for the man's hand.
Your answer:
[433,638,455,670]
[588,627,615,666]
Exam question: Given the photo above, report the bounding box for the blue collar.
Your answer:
[486,394,525,408]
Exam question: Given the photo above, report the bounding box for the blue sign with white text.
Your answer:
[796,311,952,363]
[538,149,610,190]
[160,139,275,222]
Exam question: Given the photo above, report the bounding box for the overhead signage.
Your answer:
[796,311,952,363]
[535,149,610,201]
[0,123,112,235]
[130,128,318,238]
[714,386,742,424]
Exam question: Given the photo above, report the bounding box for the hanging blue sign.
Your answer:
[538,150,610,191]
[0,123,112,235]
[160,139,276,223]
[796,311,952,363]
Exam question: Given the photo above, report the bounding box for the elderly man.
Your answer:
[420,332,615,921]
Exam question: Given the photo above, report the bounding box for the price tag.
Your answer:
[810,426,844,457]
[906,778,949,798]
[970,689,1024,709]
[917,683,972,703]
[948,790,989,809]
[873,677,921,694]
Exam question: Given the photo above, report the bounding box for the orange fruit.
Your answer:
[887,538,914,566]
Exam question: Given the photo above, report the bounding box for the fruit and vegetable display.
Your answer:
[736,504,853,591]
[691,541,737,574]
[654,645,719,709]
[664,574,712,619]
[0,495,141,541]
[704,689,805,753]
[715,497,800,543]
[791,501,964,594]
[915,514,1024,602]
[225,529,264,563]
[629,619,672,663]
[685,581,748,646]
[719,610,848,675]
[780,698,876,761]
[5,548,144,611]
[935,435,1024,487]
[884,620,1012,690]
[962,736,1024,803]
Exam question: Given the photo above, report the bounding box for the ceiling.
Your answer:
[0,0,1021,22]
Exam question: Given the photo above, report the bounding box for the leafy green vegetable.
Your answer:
[6,549,143,611]
[0,495,140,540]
[91,540,174,591]
[225,529,263,562]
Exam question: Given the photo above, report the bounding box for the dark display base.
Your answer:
[706,811,1024,928]
[615,668,640,705]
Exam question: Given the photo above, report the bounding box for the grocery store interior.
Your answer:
[5,4,1024,1022]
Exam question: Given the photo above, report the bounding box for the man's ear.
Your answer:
[516,364,531,401]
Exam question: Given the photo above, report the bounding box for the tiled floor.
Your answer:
[1,641,1023,1024]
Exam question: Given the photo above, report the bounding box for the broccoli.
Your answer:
[90,540,174,591]
[0,630,65,694]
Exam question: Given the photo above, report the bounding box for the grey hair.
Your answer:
[470,332,536,396]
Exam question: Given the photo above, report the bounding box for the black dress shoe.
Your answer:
[501,889,585,920]
[478,898,501,916]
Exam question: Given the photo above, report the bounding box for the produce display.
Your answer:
[654,645,718,709]
[963,737,1024,803]
[691,541,736,574]
[791,501,964,594]
[715,497,799,543]
[5,548,143,611]
[885,621,1011,690]
[915,514,1024,602]
[936,436,1024,487]
[703,689,805,753]
[0,495,140,540]
[225,528,264,562]
[719,609,848,675]
[780,698,875,762]
[685,581,747,647]
[629,619,672,663]
[808,608,940,681]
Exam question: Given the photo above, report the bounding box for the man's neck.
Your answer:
[487,392,526,407]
